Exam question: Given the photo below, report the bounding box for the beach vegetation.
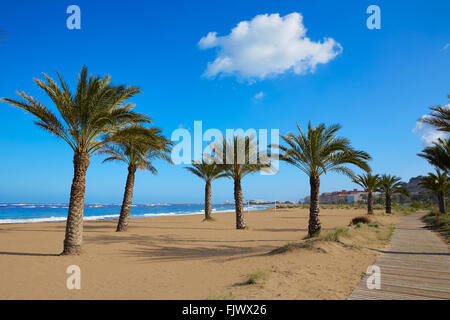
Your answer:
[422,210,450,242]
[276,122,371,237]
[184,158,227,221]
[418,138,450,172]
[1,66,149,254]
[210,135,273,229]
[379,175,409,214]
[352,173,381,214]
[245,270,269,285]
[272,218,394,255]
[418,170,448,215]
[350,216,372,226]
[419,94,450,133]
[99,125,172,231]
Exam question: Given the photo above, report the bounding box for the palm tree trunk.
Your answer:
[308,175,321,237]
[385,193,392,214]
[234,179,246,229]
[61,152,90,255]
[367,191,374,214]
[204,181,212,220]
[116,165,136,232]
[438,191,446,215]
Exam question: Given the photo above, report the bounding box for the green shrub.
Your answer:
[246,271,269,285]
[422,210,449,242]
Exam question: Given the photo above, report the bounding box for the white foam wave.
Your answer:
[0,205,269,224]
[142,212,177,217]
[0,216,68,224]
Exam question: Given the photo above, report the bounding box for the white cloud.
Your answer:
[199,12,342,80]
[251,91,265,103]
[443,43,450,51]
[413,104,450,146]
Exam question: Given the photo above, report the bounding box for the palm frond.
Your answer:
[418,169,449,195]
[420,95,450,132]
[2,66,149,156]
[208,135,275,181]
[276,122,371,180]
[379,174,410,197]
[1,93,76,151]
[99,125,172,174]
[352,173,381,192]
[418,138,450,172]
[185,158,227,182]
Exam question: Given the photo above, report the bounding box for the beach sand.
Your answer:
[0,207,400,299]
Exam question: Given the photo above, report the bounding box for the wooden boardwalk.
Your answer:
[348,212,450,300]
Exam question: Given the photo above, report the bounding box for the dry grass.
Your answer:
[271,217,395,255]
[245,271,269,285]
[422,210,449,243]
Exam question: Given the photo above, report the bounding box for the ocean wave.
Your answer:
[142,212,177,217]
[0,205,270,224]
[84,214,119,220]
[0,214,120,224]
[0,216,68,224]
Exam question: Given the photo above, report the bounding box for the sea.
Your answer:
[0,203,271,224]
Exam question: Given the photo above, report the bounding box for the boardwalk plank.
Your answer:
[348,213,449,300]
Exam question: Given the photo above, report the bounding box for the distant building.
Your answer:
[248,200,293,205]
[304,189,377,204]
[248,200,268,204]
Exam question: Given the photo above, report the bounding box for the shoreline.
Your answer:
[0,204,272,225]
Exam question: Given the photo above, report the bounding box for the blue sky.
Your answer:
[0,0,449,204]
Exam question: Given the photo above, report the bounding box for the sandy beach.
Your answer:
[0,207,401,300]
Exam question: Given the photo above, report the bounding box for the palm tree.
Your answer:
[420,95,450,132]
[419,170,448,215]
[379,174,409,214]
[353,173,381,214]
[277,123,371,237]
[418,138,450,172]
[100,126,172,231]
[184,158,227,221]
[211,135,272,229]
[1,66,150,254]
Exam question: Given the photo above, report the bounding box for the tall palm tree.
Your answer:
[1,66,150,254]
[211,135,272,229]
[379,174,409,214]
[420,95,450,132]
[353,173,381,214]
[100,126,172,231]
[418,138,450,172]
[184,158,227,220]
[419,170,448,215]
[277,123,371,237]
